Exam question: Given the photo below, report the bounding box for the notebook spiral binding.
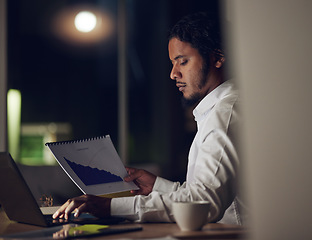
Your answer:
[45,135,110,146]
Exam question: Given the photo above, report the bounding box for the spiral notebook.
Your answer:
[45,135,138,197]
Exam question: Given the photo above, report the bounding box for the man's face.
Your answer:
[168,38,219,106]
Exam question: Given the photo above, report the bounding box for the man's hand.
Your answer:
[52,194,111,220]
[124,167,157,196]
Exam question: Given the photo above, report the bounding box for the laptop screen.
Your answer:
[0,152,49,226]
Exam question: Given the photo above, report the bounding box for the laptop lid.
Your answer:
[0,152,49,226]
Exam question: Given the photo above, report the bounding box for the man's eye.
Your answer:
[180,60,188,65]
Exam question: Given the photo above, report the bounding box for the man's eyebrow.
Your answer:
[174,55,185,61]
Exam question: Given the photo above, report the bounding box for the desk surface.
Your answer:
[0,208,246,239]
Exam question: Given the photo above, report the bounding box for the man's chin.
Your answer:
[181,95,200,108]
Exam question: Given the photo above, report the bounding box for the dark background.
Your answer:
[7,0,220,182]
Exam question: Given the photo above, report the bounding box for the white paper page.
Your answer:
[46,136,138,195]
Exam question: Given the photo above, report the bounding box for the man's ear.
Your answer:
[212,50,225,68]
[215,56,225,68]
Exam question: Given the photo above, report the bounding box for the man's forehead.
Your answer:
[168,38,197,60]
[169,38,191,50]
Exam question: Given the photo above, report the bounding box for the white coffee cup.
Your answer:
[172,201,210,231]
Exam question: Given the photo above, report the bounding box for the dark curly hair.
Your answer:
[168,12,224,65]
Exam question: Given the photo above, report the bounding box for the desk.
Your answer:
[0,209,246,239]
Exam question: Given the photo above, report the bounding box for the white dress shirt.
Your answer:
[111,80,245,225]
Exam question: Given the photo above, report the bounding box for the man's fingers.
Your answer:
[53,195,87,219]
[124,168,135,181]
[124,169,142,182]
[74,202,87,218]
[125,167,135,175]
[130,188,145,195]
[64,200,79,219]
[53,200,71,219]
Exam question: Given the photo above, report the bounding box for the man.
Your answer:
[53,12,245,225]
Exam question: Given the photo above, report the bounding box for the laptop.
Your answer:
[0,152,124,227]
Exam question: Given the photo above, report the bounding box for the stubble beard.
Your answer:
[181,63,210,108]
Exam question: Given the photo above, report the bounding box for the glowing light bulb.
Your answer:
[74,11,97,32]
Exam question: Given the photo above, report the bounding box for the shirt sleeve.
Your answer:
[110,176,183,221]
[152,176,182,193]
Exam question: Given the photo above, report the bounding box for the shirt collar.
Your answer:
[193,80,234,122]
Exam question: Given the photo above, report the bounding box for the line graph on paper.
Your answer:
[64,157,123,185]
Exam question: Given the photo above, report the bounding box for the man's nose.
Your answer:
[170,65,181,80]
